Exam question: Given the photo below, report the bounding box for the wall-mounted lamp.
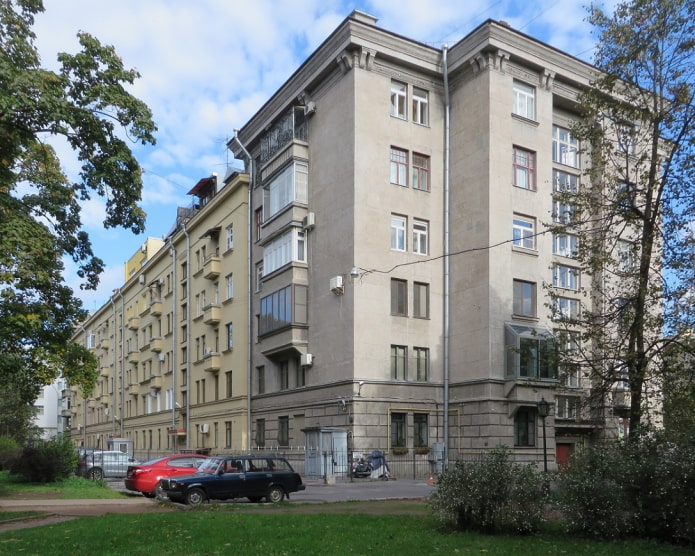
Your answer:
[357,381,365,396]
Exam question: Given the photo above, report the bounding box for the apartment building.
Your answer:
[69,171,249,455]
[69,11,631,470]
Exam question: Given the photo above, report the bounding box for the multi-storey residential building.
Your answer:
[70,11,634,471]
[69,172,249,456]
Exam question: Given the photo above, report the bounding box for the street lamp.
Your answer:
[537,397,550,472]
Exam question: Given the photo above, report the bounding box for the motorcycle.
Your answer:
[351,458,372,478]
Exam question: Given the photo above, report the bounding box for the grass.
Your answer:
[0,471,124,499]
[0,510,691,555]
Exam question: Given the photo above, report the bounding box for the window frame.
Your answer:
[413,347,429,381]
[513,146,536,190]
[514,408,536,447]
[390,412,407,448]
[513,215,536,250]
[414,413,429,447]
[278,416,290,447]
[413,281,429,319]
[552,125,580,168]
[390,278,408,316]
[225,322,233,350]
[553,264,580,291]
[390,80,407,119]
[390,147,408,186]
[390,215,407,252]
[412,219,429,255]
[226,224,234,251]
[552,233,579,258]
[391,345,407,381]
[513,279,536,318]
[412,87,429,125]
[512,80,536,120]
[412,153,430,191]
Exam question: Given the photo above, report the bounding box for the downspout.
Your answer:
[183,224,191,450]
[109,291,120,436]
[119,289,125,438]
[442,44,451,469]
[231,129,254,450]
[169,243,178,453]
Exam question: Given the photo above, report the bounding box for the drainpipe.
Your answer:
[119,290,125,438]
[183,223,191,450]
[231,130,254,450]
[169,243,178,453]
[109,290,120,436]
[442,44,451,469]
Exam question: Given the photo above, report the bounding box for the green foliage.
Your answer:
[558,431,695,544]
[9,433,78,483]
[0,436,19,469]
[0,0,156,410]
[430,447,549,535]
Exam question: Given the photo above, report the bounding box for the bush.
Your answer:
[557,430,695,544]
[9,433,77,483]
[430,447,549,535]
[0,436,20,469]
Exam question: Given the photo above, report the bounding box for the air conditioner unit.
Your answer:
[204,347,213,356]
[304,101,316,116]
[138,274,146,285]
[302,212,316,230]
[330,275,344,295]
[158,353,166,362]
[104,408,109,416]
[300,353,313,367]
[200,423,210,434]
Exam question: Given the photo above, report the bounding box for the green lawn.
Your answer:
[0,510,691,555]
[0,471,124,499]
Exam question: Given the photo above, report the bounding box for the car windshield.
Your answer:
[197,458,223,474]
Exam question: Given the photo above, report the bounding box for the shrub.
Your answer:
[0,436,20,469]
[9,433,77,483]
[430,447,549,535]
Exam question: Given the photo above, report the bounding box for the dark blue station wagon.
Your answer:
[159,455,306,505]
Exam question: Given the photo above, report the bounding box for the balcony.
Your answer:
[128,384,140,396]
[203,303,221,325]
[150,337,163,353]
[127,351,140,364]
[87,400,97,408]
[61,409,72,418]
[203,352,221,373]
[100,394,109,405]
[99,338,110,350]
[203,256,221,280]
[127,316,140,330]
[100,367,110,378]
[150,299,163,316]
[150,376,163,390]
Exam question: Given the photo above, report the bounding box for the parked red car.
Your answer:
[124,454,209,497]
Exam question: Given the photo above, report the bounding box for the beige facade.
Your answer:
[69,12,634,469]
[70,172,249,456]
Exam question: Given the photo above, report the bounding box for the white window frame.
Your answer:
[226,224,234,250]
[553,169,579,193]
[553,125,580,168]
[554,296,580,320]
[513,215,535,250]
[226,273,234,300]
[552,200,575,224]
[513,80,535,120]
[263,228,307,275]
[553,264,580,291]
[617,240,635,273]
[264,161,308,220]
[391,215,407,251]
[553,233,579,258]
[390,147,408,186]
[413,219,429,255]
[412,87,429,125]
[390,80,407,119]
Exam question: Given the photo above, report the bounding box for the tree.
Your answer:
[548,0,695,437]
[0,0,156,432]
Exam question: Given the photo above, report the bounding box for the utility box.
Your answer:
[107,437,134,456]
[430,442,446,474]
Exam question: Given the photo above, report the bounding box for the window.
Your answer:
[553,125,579,168]
[413,219,429,255]
[513,280,536,318]
[225,371,233,398]
[412,153,430,191]
[414,413,428,447]
[257,366,265,395]
[278,416,289,447]
[413,347,429,381]
[391,412,406,448]
[412,87,429,125]
[296,361,306,387]
[226,224,234,250]
[513,215,535,249]
[514,408,536,446]
[263,228,307,275]
[560,364,580,388]
[552,200,576,224]
[553,264,580,291]
[226,274,234,300]
[255,207,263,241]
[617,240,635,272]
[413,282,429,319]
[391,345,407,380]
[513,147,536,190]
[264,161,308,220]
[255,419,265,448]
[553,169,579,193]
[391,279,408,316]
[259,284,308,335]
[553,233,578,258]
[279,361,289,391]
[505,324,557,380]
[513,81,535,120]
[554,297,580,320]
[617,181,636,210]
[391,215,407,251]
[556,396,580,420]
[256,262,263,292]
[390,147,408,186]
[226,322,233,350]
[219,422,231,448]
[390,80,407,119]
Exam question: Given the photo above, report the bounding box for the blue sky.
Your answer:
[32,0,611,311]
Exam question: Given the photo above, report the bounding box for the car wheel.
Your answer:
[247,496,262,503]
[142,491,155,498]
[185,487,206,506]
[266,486,285,503]
[89,468,103,480]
